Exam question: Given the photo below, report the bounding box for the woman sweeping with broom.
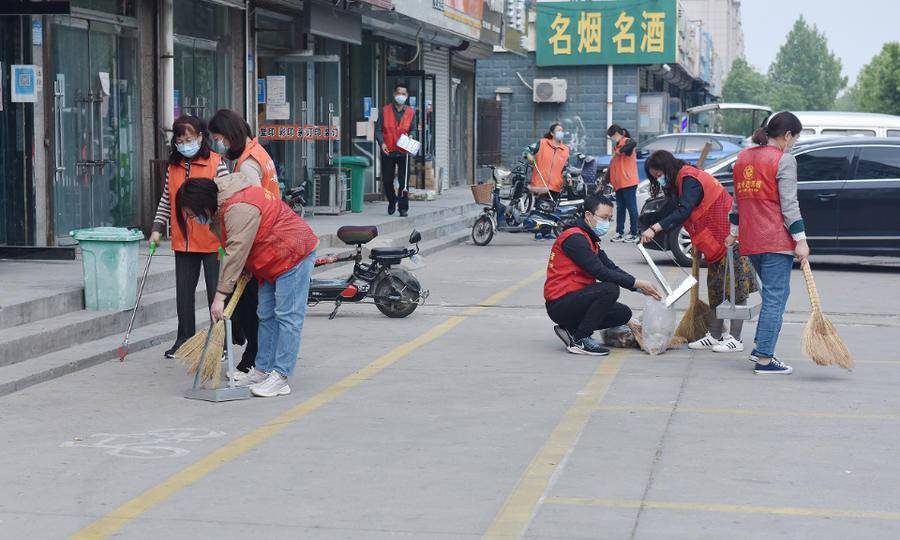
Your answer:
[726,111,809,375]
[640,150,757,354]
[176,171,318,397]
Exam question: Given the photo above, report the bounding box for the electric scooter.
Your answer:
[310,226,428,319]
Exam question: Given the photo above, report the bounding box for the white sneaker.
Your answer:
[251,371,291,397]
[233,367,268,387]
[712,334,744,353]
[688,332,721,350]
[610,234,626,243]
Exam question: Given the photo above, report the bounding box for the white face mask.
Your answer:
[553,130,564,141]
[394,94,407,105]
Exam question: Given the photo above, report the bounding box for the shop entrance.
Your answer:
[173,0,234,120]
[50,15,140,241]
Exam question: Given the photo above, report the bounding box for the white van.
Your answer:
[789,111,900,138]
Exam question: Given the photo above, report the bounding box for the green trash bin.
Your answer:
[335,155,371,213]
[70,227,145,311]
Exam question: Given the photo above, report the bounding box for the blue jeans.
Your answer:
[748,253,794,358]
[255,250,315,377]
[615,185,638,235]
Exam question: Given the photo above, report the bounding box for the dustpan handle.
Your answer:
[722,245,737,306]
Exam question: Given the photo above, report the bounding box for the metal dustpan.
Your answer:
[715,245,761,320]
[637,243,697,308]
[185,318,251,402]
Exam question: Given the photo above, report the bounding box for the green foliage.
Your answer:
[722,58,768,104]
[768,16,846,110]
[833,86,861,112]
[854,42,900,115]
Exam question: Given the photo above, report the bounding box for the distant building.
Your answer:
[681,0,745,80]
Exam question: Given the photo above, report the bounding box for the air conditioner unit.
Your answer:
[533,79,567,103]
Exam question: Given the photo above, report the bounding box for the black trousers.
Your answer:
[546,282,632,341]
[381,152,409,211]
[231,278,259,373]
[174,251,219,343]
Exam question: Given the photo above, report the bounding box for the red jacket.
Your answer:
[382,105,415,153]
[733,146,795,256]
[544,227,597,301]
[675,165,732,264]
[168,153,224,253]
[219,186,317,283]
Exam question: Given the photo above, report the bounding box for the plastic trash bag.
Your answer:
[640,297,677,355]
[601,324,636,348]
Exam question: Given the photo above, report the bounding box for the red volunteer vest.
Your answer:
[609,137,639,190]
[531,138,570,192]
[235,138,281,197]
[544,227,598,301]
[219,185,318,283]
[733,146,796,256]
[168,153,224,253]
[382,105,415,153]
[675,165,732,264]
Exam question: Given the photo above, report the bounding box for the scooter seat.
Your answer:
[370,247,409,259]
[337,225,378,245]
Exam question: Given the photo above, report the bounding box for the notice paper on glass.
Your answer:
[267,102,290,120]
[397,134,421,155]
[266,75,286,105]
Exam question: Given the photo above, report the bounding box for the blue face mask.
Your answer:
[657,175,668,188]
[193,213,212,225]
[176,140,201,158]
[394,94,407,105]
[212,139,228,155]
[591,217,611,237]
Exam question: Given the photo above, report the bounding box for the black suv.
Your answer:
[640,137,900,265]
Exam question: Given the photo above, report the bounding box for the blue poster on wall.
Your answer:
[257,79,266,104]
[363,96,372,119]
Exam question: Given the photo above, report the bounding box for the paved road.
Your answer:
[2,233,899,539]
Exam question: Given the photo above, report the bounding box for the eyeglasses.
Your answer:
[588,211,611,223]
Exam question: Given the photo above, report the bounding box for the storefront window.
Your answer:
[71,0,136,16]
[173,0,232,120]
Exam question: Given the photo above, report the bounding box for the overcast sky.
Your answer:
[741,0,899,87]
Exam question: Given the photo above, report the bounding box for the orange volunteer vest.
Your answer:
[382,104,415,154]
[235,138,280,197]
[531,138,570,192]
[609,137,639,190]
[168,153,224,253]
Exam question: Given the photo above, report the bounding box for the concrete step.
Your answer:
[0,309,204,398]
[0,287,205,368]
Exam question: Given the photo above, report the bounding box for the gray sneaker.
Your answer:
[624,234,639,243]
[610,234,626,243]
[553,325,574,348]
[567,337,610,356]
[251,371,291,397]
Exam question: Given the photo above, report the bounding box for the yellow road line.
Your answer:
[545,496,900,521]
[595,404,900,421]
[482,353,626,540]
[71,268,546,540]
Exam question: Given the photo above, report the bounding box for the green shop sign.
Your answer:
[535,0,677,66]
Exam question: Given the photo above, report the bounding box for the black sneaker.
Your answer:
[567,337,610,356]
[753,357,793,375]
[388,202,396,215]
[164,340,185,359]
[553,325,574,348]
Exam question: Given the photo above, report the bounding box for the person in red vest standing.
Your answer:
[375,83,416,217]
[176,173,319,397]
[607,124,640,243]
[727,111,808,375]
[545,194,661,355]
[640,150,758,354]
[150,115,229,358]
[208,109,283,375]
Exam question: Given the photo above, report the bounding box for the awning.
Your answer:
[357,0,393,8]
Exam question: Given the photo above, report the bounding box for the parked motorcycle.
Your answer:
[310,226,428,319]
[470,165,581,246]
[490,161,533,214]
[283,182,307,217]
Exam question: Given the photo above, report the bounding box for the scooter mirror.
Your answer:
[408,230,422,244]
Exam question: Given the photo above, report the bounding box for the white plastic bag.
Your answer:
[640,297,676,355]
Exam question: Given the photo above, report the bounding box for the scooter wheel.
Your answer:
[374,270,421,318]
[472,215,494,246]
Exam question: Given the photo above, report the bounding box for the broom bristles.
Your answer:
[801,261,854,370]
[675,248,710,342]
[172,327,209,361]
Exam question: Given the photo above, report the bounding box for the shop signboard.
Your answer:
[259,124,340,141]
[535,0,677,66]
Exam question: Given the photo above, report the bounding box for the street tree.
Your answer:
[855,42,900,115]
[722,58,768,104]
[769,16,846,110]
[833,85,861,112]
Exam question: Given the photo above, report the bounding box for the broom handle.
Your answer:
[223,273,251,319]
[689,247,700,301]
[800,260,822,312]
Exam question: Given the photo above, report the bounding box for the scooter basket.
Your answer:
[471,182,495,205]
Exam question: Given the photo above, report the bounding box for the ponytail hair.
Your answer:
[607,124,631,138]
[544,122,562,140]
[753,111,803,145]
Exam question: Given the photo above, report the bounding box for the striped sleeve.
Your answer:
[216,159,229,177]
[151,167,171,233]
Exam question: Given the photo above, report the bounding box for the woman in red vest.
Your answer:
[607,124,640,243]
[640,150,758,354]
[545,194,661,355]
[726,112,808,375]
[208,109,282,374]
[150,115,228,358]
[176,173,318,397]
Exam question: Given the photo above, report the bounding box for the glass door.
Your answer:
[174,35,230,119]
[51,17,140,239]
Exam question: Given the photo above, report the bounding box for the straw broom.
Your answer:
[800,260,853,370]
[174,273,251,384]
[674,247,711,342]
